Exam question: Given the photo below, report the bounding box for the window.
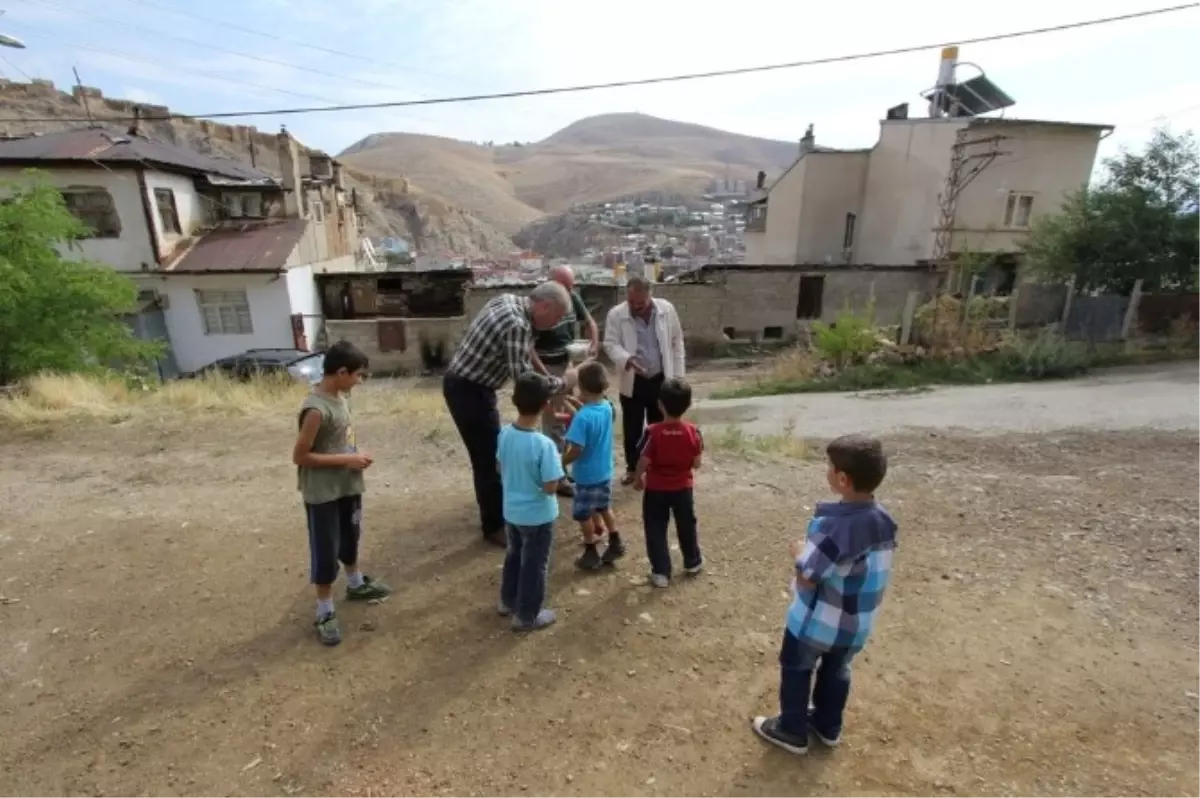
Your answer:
[154,188,181,235]
[195,289,253,335]
[61,187,120,238]
[843,212,857,250]
[1003,193,1035,228]
[796,275,825,320]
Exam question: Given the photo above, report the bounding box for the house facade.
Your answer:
[744,116,1112,282]
[0,125,362,375]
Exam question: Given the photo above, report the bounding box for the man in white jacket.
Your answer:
[603,275,687,484]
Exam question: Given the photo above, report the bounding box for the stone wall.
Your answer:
[822,269,939,326]
[326,317,466,374]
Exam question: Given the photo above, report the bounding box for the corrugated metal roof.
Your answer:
[0,128,273,182]
[167,218,307,273]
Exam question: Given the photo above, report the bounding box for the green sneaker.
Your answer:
[346,575,392,602]
[315,612,341,646]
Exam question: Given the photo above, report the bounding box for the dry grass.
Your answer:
[0,373,447,428]
[707,419,813,460]
[766,346,821,383]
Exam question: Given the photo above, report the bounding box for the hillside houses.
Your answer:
[0,125,363,375]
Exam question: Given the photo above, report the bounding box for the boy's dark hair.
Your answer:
[826,434,887,493]
[658,378,693,418]
[323,340,369,376]
[577,360,609,394]
[512,372,552,415]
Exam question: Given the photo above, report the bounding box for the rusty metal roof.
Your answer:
[167,218,308,274]
[0,128,273,182]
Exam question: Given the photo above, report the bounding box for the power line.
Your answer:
[2,29,343,104]
[113,0,475,87]
[11,0,425,93]
[3,3,1196,124]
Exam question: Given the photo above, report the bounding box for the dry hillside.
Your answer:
[339,112,800,232]
[0,81,514,256]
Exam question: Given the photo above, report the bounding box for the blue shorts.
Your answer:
[572,480,612,521]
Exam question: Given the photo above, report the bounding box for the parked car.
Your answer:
[185,348,325,384]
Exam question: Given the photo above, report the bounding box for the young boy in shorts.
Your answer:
[497,372,565,631]
[293,341,392,647]
[752,434,897,755]
[633,378,704,588]
[562,361,623,571]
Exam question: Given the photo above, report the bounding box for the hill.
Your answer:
[0,80,514,256]
[339,112,799,233]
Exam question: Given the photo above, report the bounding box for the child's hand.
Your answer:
[632,475,645,491]
[789,539,803,561]
[346,452,374,470]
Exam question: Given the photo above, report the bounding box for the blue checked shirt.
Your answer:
[787,500,897,653]
[448,294,565,393]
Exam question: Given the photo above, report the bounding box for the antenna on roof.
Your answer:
[71,65,98,129]
[920,46,1015,119]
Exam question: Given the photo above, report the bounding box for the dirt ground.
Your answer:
[0,377,1197,796]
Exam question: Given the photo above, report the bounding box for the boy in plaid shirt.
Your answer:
[753,434,897,755]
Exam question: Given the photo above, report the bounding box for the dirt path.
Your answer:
[692,362,1200,438]
[0,400,1197,796]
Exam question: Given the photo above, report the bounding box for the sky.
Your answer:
[0,0,1197,165]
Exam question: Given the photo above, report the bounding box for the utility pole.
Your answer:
[929,130,1008,335]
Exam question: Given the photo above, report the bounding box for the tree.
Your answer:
[0,174,161,384]
[1025,127,1199,293]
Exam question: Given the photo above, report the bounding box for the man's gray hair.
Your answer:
[626,274,653,292]
[530,279,570,310]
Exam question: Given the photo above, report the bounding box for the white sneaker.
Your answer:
[649,573,670,589]
[684,560,704,576]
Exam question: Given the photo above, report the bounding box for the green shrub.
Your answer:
[993,329,1092,379]
[811,302,880,369]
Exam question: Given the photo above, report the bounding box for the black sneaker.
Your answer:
[751,716,808,755]
[575,545,604,571]
[808,710,841,747]
[600,536,626,565]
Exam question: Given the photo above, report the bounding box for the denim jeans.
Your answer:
[500,522,555,623]
[642,488,700,578]
[778,630,856,738]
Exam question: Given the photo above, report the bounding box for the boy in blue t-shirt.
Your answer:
[496,373,565,631]
[562,361,621,571]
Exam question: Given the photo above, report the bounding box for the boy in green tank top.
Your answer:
[293,340,391,646]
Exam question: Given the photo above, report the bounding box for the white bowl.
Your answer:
[566,340,591,363]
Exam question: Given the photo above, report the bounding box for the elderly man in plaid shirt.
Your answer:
[753,435,898,756]
[443,282,577,547]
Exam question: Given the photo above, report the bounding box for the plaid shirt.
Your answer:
[787,500,897,653]
[448,294,566,392]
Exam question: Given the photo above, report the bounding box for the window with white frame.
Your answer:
[1003,192,1035,228]
[195,289,253,335]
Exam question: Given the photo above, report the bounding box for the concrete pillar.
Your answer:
[900,291,919,345]
[1121,279,1144,340]
[277,128,303,218]
[1059,276,1076,332]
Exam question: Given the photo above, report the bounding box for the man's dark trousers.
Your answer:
[443,372,503,538]
[619,373,664,473]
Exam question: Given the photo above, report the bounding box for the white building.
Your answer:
[0,126,361,375]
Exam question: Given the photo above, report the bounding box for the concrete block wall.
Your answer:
[717,271,802,339]
[326,317,467,374]
[822,270,938,325]
[655,283,728,344]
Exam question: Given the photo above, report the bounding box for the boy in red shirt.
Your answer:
[633,378,704,588]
